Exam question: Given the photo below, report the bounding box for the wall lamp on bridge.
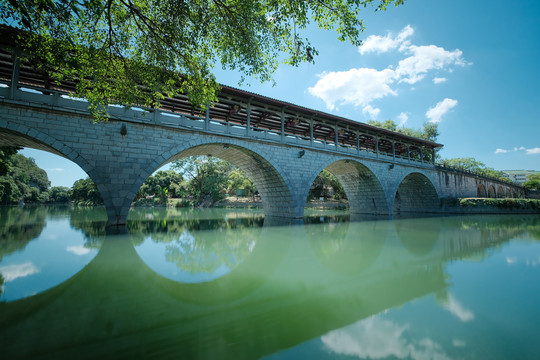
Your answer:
[388,163,394,170]
[298,150,305,158]
[120,124,127,137]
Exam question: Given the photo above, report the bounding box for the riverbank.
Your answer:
[134,196,540,214]
[445,197,540,214]
[213,197,349,209]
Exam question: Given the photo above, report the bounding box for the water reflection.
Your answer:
[0,207,539,360]
[0,206,100,301]
[132,212,265,283]
[0,206,47,260]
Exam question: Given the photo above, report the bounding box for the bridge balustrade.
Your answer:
[1,80,442,170]
[0,39,444,171]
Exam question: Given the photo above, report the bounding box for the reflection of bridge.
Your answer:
[0,38,523,225]
[0,216,523,359]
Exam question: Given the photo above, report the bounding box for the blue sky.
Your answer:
[22,0,540,187]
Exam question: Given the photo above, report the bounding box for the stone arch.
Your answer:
[394,172,439,214]
[488,184,496,198]
[0,126,112,208]
[304,159,388,215]
[497,186,505,198]
[0,126,94,177]
[144,140,295,219]
[477,183,487,197]
[506,188,511,198]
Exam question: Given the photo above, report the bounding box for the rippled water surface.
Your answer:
[1,206,539,359]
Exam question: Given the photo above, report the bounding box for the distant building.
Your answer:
[502,170,539,184]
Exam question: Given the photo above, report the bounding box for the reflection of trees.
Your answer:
[0,206,47,261]
[128,212,264,275]
[165,227,259,275]
[304,214,350,225]
[68,207,108,249]
[435,216,540,262]
[128,208,264,245]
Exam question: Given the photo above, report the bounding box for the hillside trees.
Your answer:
[1,0,404,120]
[0,154,50,204]
[0,146,18,176]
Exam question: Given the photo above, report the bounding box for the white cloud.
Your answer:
[397,45,467,84]
[308,68,397,110]
[359,25,414,55]
[46,168,64,172]
[66,245,91,255]
[452,339,467,348]
[499,147,540,155]
[433,77,448,84]
[397,112,409,127]
[441,294,475,322]
[322,316,451,360]
[0,262,40,282]
[363,105,381,119]
[426,98,458,123]
[310,25,468,111]
[506,257,517,265]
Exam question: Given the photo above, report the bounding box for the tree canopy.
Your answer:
[523,173,540,191]
[439,157,509,182]
[1,0,404,120]
[367,119,439,143]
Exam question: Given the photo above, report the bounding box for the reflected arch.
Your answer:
[304,159,389,215]
[477,183,487,198]
[395,218,440,256]
[143,141,295,219]
[488,185,496,198]
[0,127,93,178]
[307,219,388,275]
[394,172,439,214]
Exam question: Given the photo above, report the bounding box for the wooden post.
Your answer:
[246,99,251,137]
[280,109,285,143]
[204,104,209,131]
[309,119,314,146]
[10,50,20,99]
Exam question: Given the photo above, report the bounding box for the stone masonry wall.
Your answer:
[0,99,523,225]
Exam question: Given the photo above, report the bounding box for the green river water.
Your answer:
[0,205,539,359]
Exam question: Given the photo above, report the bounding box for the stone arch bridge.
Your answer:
[0,47,524,226]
